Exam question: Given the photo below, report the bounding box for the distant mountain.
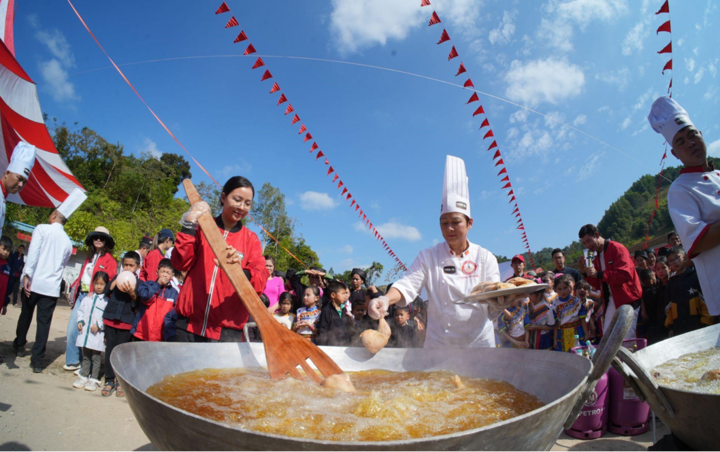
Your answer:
[516,157,719,271]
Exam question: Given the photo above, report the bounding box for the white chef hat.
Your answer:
[648,96,695,145]
[441,155,471,217]
[7,142,36,178]
[57,188,87,219]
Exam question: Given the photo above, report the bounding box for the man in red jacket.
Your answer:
[577,224,642,339]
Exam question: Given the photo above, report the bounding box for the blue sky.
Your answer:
[15,0,719,279]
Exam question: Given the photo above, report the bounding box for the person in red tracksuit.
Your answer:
[139,229,175,282]
[132,258,179,341]
[171,176,268,342]
[577,224,643,339]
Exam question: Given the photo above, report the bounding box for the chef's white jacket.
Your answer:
[668,165,720,315]
[22,222,72,297]
[393,241,501,349]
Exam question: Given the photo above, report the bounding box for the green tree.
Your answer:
[253,182,296,247]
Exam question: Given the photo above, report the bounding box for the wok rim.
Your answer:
[114,344,592,448]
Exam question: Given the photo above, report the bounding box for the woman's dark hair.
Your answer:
[92,271,110,285]
[221,176,254,205]
[264,255,275,266]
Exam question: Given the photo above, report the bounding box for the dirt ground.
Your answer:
[0,301,669,451]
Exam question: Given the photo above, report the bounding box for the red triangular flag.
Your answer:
[315,151,324,160]
[428,11,441,26]
[234,31,248,43]
[656,0,669,14]
[463,79,474,88]
[502,182,511,189]
[498,168,507,176]
[437,29,450,44]
[243,44,256,55]
[327,166,334,176]
[484,130,494,139]
[472,105,485,116]
[466,92,479,104]
[363,214,366,221]
[668,78,673,93]
[215,2,230,14]
[421,0,431,6]
[284,104,294,115]
[355,205,360,211]
[269,83,280,94]
[657,21,671,34]
[338,181,344,188]
[252,58,265,69]
[480,118,490,128]
[509,196,516,203]
[662,59,672,74]
[495,159,504,167]
[346,193,352,201]
[225,16,239,28]
[324,158,329,165]
[658,42,672,54]
[332,174,339,183]
[310,142,319,152]
[350,200,356,207]
[516,212,521,218]
[298,124,307,134]
[501,176,509,182]
[508,190,514,197]
[277,94,288,105]
[261,70,273,81]
[291,114,300,124]
[487,140,498,151]
[492,150,501,159]
[512,207,519,214]
[303,133,312,142]
[456,62,467,76]
[448,46,459,61]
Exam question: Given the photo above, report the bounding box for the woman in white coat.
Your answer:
[73,272,109,391]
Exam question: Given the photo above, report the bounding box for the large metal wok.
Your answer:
[612,323,720,451]
[112,306,633,451]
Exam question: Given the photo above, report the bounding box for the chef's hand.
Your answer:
[213,245,242,267]
[368,296,390,320]
[180,201,211,227]
[23,275,31,297]
[414,316,425,331]
[484,294,521,314]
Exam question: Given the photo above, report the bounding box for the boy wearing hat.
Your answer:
[0,142,36,232]
[140,229,175,282]
[648,96,720,317]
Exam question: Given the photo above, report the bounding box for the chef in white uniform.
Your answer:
[0,142,36,232]
[13,188,87,372]
[648,97,720,316]
[368,156,507,348]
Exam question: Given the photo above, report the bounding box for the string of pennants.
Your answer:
[214,2,408,271]
[421,0,535,267]
[643,0,673,250]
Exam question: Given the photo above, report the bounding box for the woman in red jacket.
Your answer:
[171,176,269,342]
[65,226,118,370]
[139,229,175,281]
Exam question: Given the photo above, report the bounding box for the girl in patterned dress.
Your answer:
[553,275,588,352]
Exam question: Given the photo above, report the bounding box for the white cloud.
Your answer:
[299,191,338,211]
[356,220,421,241]
[39,59,79,102]
[686,58,696,72]
[489,10,516,45]
[620,117,632,130]
[676,38,684,46]
[577,151,605,181]
[693,47,699,56]
[709,139,720,157]
[573,114,587,126]
[538,0,628,51]
[481,190,497,199]
[35,29,75,68]
[328,0,480,56]
[140,138,162,158]
[504,58,585,107]
[597,105,611,113]
[341,245,353,253]
[621,20,649,56]
[509,109,529,123]
[218,158,252,178]
[695,67,705,84]
[595,67,631,90]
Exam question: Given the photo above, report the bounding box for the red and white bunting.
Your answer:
[225,16,239,28]
[243,44,256,55]
[252,58,265,69]
[234,31,248,43]
[437,29,450,44]
[215,2,230,14]
[269,82,280,93]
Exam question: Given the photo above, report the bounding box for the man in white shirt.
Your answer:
[0,142,36,232]
[648,97,720,316]
[368,156,508,348]
[13,189,85,373]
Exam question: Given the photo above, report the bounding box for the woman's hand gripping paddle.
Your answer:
[182,179,344,384]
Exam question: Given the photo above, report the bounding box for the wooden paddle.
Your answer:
[182,179,344,384]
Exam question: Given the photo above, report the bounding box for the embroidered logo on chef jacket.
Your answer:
[443,266,456,274]
[461,260,478,275]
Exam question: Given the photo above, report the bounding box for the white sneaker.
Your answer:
[74,368,81,376]
[84,379,100,391]
[63,364,81,371]
[73,376,88,389]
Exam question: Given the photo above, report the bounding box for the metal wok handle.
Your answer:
[615,346,675,418]
[563,304,633,430]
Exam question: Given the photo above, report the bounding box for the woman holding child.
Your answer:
[171,176,268,342]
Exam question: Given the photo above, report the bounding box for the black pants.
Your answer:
[11,277,21,305]
[13,292,58,367]
[104,325,132,383]
[176,327,245,343]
